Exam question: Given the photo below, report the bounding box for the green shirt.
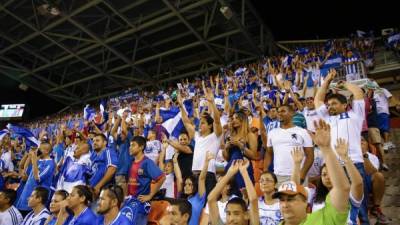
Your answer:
[279,194,349,225]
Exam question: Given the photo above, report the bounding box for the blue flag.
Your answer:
[160,99,193,138]
[84,104,96,121]
[6,124,40,147]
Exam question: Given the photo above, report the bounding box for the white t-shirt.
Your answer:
[258,199,282,225]
[316,100,365,163]
[373,88,392,114]
[204,195,237,223]
[302,108,321,132]
[367,152,380,170]
[1,150,14,172]
[307,147,324,178]
[267,126,313,176]
[192,132,221,173]
[144,140,161,164]
[161,173,175,198]
[0,205,23,225]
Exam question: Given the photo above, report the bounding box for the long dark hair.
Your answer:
[315,164,330,204]
[181,175,198,199]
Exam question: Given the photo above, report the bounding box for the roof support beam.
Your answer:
[47,29,241,93]
[162,0,226,64]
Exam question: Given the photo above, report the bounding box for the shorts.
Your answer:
[368,128,382,144]
[377,113,390,133]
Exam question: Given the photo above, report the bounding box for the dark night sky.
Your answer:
[1,1,399,120]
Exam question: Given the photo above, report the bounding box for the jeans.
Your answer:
[354,163,370,225]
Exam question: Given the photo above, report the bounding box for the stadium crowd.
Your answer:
[0,34,399,225]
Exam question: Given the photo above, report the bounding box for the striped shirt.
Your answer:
[0,205,23,225]
[21,208,50,225]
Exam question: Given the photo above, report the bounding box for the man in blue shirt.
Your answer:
[89,133,118,197]
[97,184,130,225]
[16,143,55,213]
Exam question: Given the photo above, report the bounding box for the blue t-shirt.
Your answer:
[116,132,133,176]
[97,212,131,225]
[127,156,164,197]
[89,148,118,187]
[120,196,151,221]
[52,143,65,164]
[16,159,55,211]
[188,193,206,225]
[67,207,97,225]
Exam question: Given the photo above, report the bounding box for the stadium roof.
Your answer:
[0,0,397,117]
[0,0,274,107]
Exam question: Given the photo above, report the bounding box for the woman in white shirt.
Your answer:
[258,172,282,225]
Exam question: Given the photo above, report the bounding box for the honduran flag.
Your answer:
[6,124,40,147]
[83,104,96,121]
[160,99,193,139]
[0,129,9,141]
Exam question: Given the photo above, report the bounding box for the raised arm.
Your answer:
[172,153,183,194]
[166,139,192,154]
[205,88,222,137]
[291,147,304,184]
[177,93,195,140]
[315,68,336,108]
[239,159,260,225]
[198,151,214,197]
[343,82,363,100]
[335,138,363,201]
[208,161,240,225]
[312,120,350,213]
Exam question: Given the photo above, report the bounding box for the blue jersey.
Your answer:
[188,193,206,225]
[116,132,133,176]
[21,208,51,225]
[67,207,97,225]
[89,148,118,187]
[16,159,55,211]
[97,212,131,225]
[46,215,72,225]
[0,159,5,190]
[52,143,65,164]
[120,196,151,222]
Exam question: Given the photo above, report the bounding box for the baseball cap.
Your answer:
[272,181,308,200]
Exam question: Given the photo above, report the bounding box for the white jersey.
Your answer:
[21,208,50,225]
[373,88,392,114]
[0,150,14,171]
[267,126,313,176]
[258,198,282,225]
[302,108,321,132]
[144,140,161,164]
[64,144,77,160]
[316,100,365,163]
[57,153,91,193]
[0,205,23,225]
[192,132,221,173]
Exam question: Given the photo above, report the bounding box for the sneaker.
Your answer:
[383,143,390,153]
[380,163,389,171]
[371,206,391,224]
[387,141,396,149]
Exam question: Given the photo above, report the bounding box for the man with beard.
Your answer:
[89,134,118,197]
[96,185,130,225]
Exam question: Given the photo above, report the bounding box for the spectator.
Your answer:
[56,185,97,225]
[208,159,259,225]
[361,137,390,224]
[159,147,183,198]
[97,184,130,225]
[0,189,23,225]
[16,143,55,214]
[178,90,222,196]
[163,131,194,179]
[21,186,51,225]
[127,135,165,224]
[276,120,351,225]
[263,105,314,186]
[89,133,118,197]
[163,199,192,225]
[145,130,162,164]
[182,152,212,225]
[258,171,281,225]
[312,139,363,225]
[45,190,69,225]
[223,110,258,191]
[315,69,369,223]
[372,87,396,151]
